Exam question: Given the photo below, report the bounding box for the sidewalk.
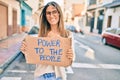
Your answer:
[0,33,27,74]
[86,32,102,37]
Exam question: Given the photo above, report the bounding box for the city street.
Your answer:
[68,33,120,80]
[0,33,120,80]
[1,0,120,80]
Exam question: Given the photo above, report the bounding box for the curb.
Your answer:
[0,33,27,74]
[0,51,21,74]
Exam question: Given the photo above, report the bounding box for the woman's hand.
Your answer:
[66,48,73,60]
[20,40,27,54]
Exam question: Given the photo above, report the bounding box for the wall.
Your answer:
[0,0,20,40]
[104,7,120,28]
[0,0,20,27]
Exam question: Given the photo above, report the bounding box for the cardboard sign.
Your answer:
[24,35,72,67]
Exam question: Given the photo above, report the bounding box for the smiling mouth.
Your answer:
[51,19,56,22]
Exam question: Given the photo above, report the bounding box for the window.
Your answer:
[106,28,116,34]
[107,16,112,28]
[116,29,120,35]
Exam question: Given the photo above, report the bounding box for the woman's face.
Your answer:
[46,5,59,26]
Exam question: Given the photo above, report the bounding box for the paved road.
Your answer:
[67,33,120,80]
[0,33,120,80]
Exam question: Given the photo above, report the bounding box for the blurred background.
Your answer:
[0,0,120,80]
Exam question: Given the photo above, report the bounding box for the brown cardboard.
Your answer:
[23,35,72,67]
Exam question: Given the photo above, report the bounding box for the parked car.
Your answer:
[65,25,84,34]
[65,25,78,33]
[26,26,39,37]
[28,26,39,35]
[101,28,120,48]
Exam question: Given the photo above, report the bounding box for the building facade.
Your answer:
[86,0,120,34]
[0,0,39,40]
[86,0,105,34]
[104,0,120,28]
[0,0,20,40]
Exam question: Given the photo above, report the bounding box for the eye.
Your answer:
[52,10,58,14]
[46,10,58,16]
[46,12,51,15]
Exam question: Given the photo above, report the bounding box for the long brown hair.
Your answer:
[38,1,69,37]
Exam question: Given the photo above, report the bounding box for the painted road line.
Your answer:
[84,48,95,60]
[7,70,34,73]
[1,77,21,80]
[7,68,73,74]
[78,34,85,38]
[66,66,74,74]
[74,40,83,45]
[74,40,95,60]
[72,63,120,69]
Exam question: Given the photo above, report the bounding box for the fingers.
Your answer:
[20,46,26,52]
[20,41,27,54]
[66,49,73,60]
[66,54,73,60]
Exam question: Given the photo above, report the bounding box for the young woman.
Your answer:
[21,1,74,80]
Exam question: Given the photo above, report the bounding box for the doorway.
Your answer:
[107,16,112,28]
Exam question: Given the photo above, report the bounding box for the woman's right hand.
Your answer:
[20,40,27,54]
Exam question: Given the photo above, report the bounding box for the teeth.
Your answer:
[51,19,55,22]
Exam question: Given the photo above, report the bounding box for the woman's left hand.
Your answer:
[66,48,73,60]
